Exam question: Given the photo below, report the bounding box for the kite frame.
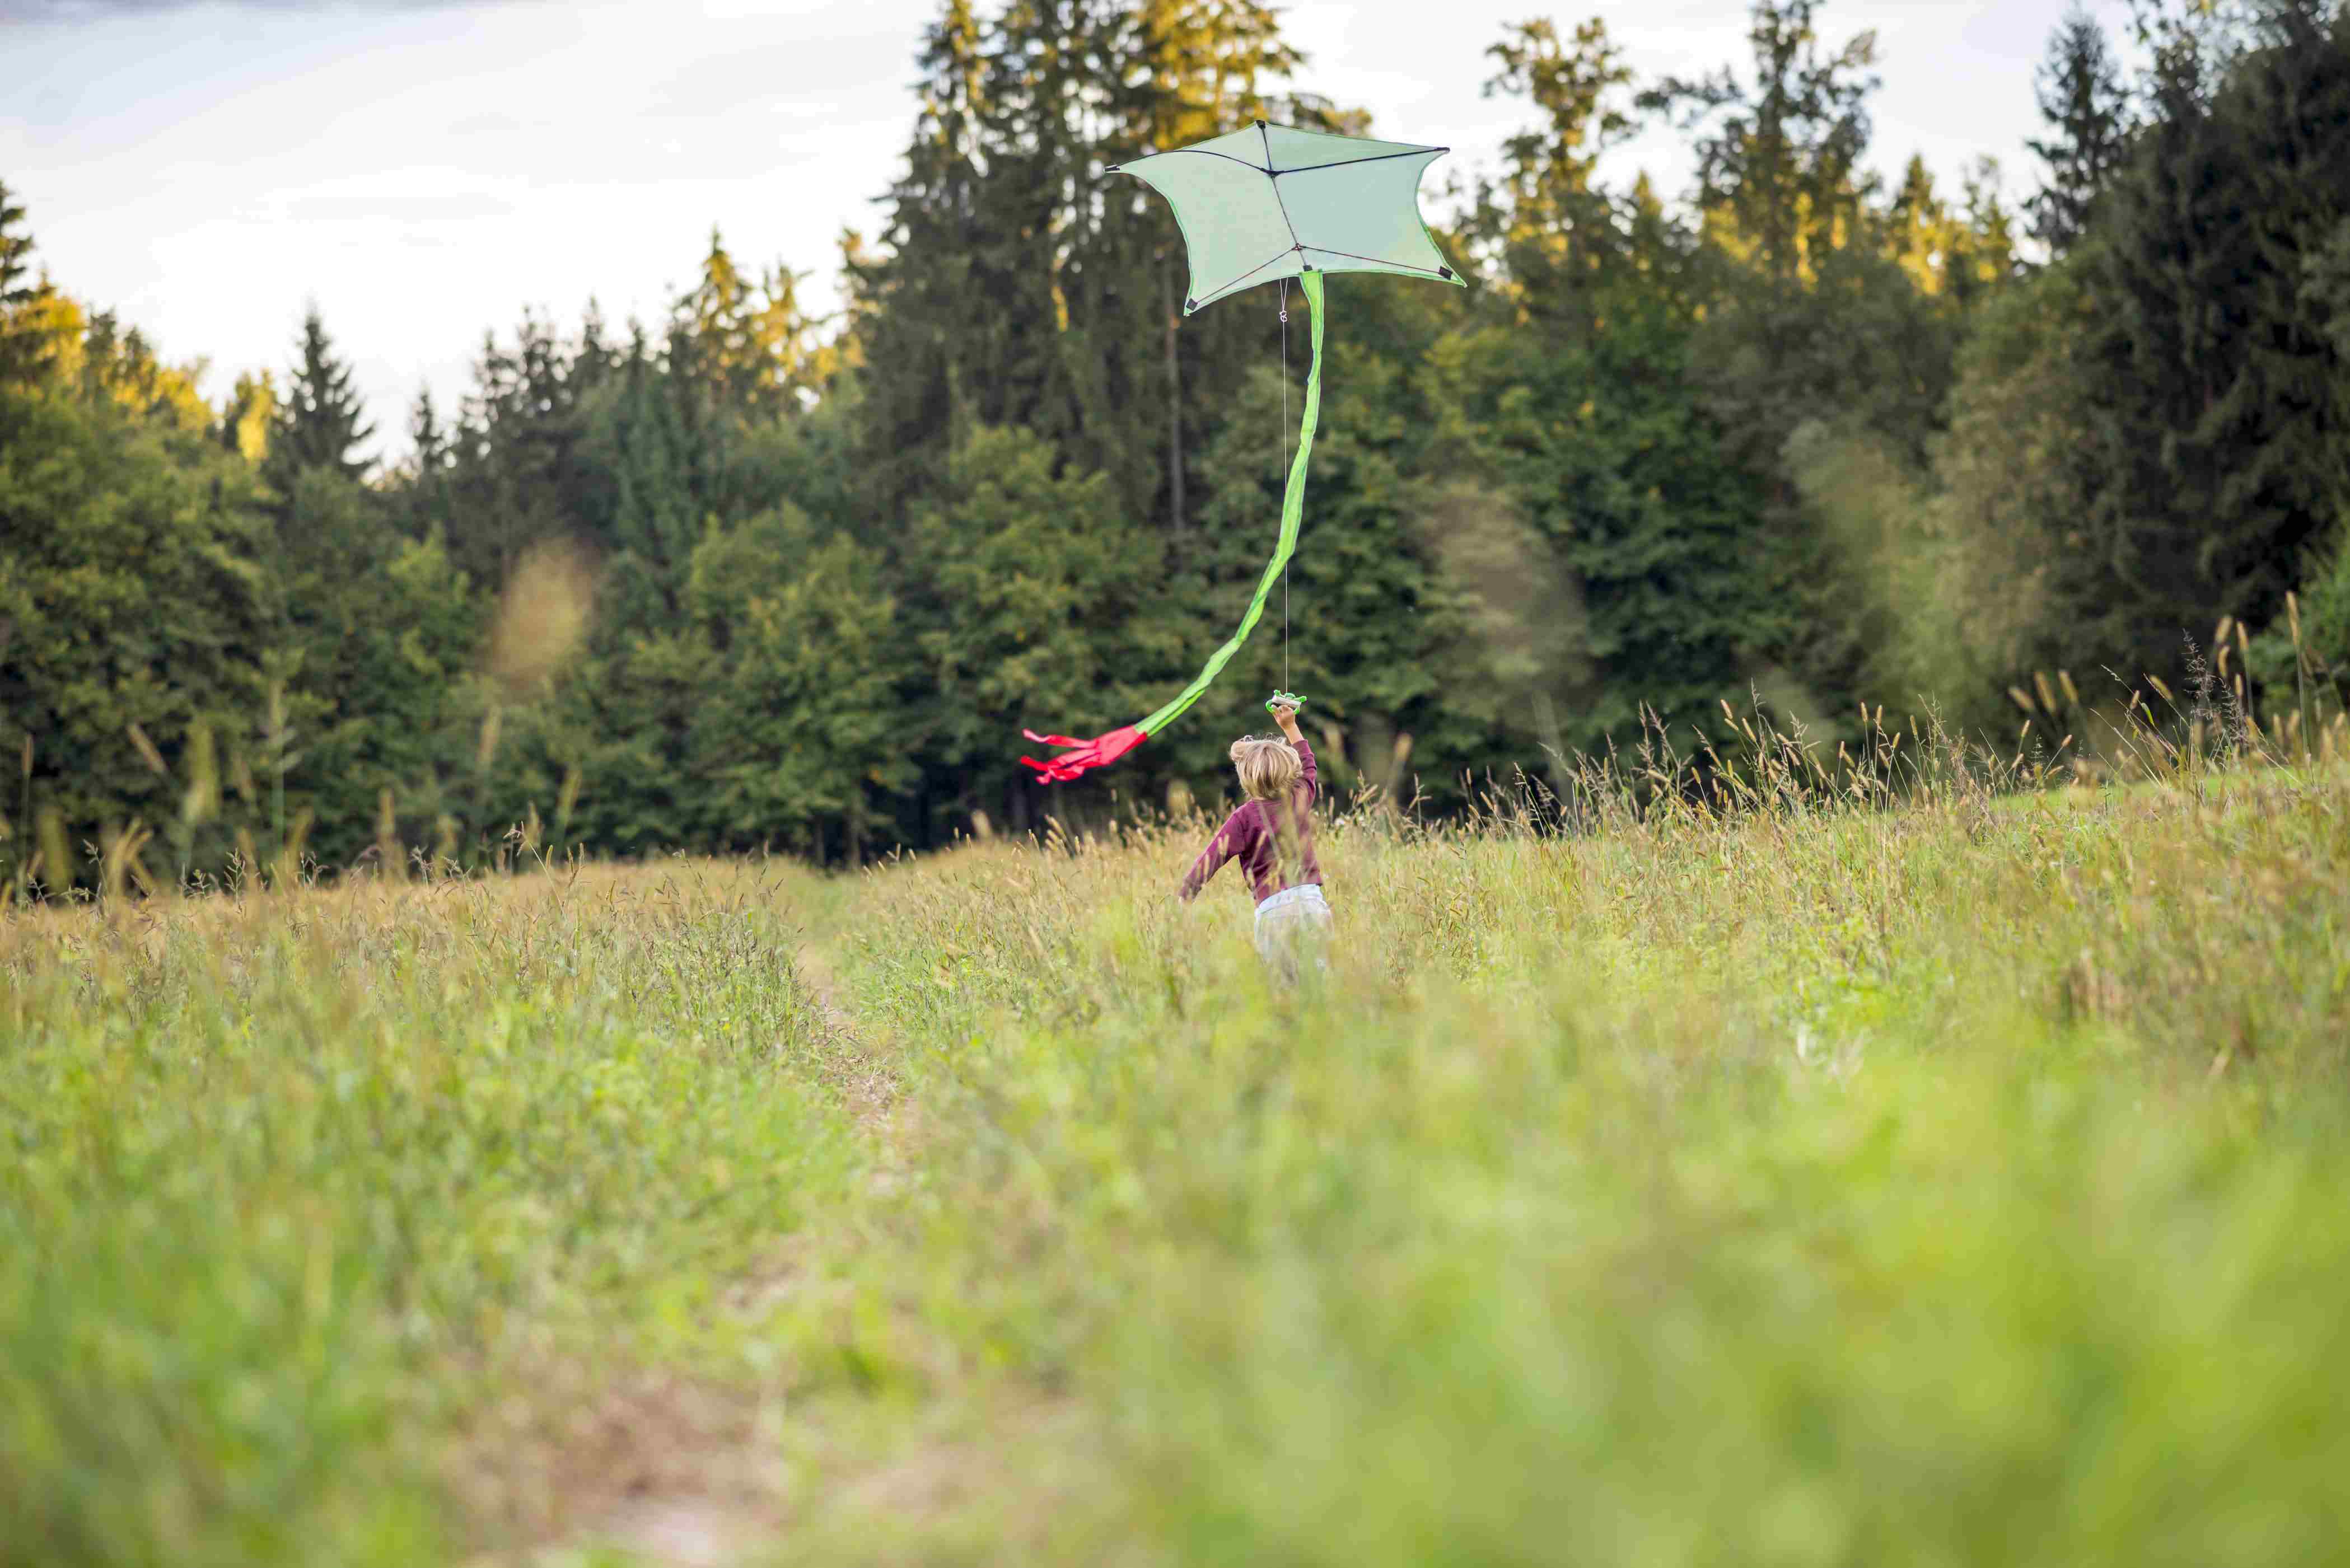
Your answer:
[1108,119,1462,313]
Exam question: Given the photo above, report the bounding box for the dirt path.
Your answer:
[793,941,907,1139]
[524,940,914,1567]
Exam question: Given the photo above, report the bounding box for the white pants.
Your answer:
[1253,883,1332,982]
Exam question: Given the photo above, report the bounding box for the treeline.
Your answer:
[3,0,2348,884]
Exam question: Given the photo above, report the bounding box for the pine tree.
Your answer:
[410,387,447,477]
[845,0,994,521]
[0,177,52,389]
[1642,2,1983,731]
[2125,0,2257,106]
[845,0,1339,832]
[1123,0,1307,533]
[1882,155,1946,294]
[398,386,454,541]
[1646,0,1883,284]
[1179,339,1509,802]
[1915,250,2109,724]
[269,306,374,483]
[1420,280,1783,764]
[0,180,30,310]
[436,306,596,584]
[2025,6,2134,256]
[2074,0,2350,670]
[850,0,1317,536]
[674,230,834,420]
[1473,17,1640,331]
[1946,158,2021,309]
[70,310,212,430]
[1644,0,1929,471]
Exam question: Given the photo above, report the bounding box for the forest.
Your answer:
[4,0,2348,880]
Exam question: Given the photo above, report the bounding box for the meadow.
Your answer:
[4,712,2348,1566]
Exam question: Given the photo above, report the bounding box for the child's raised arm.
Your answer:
[1270,701,1316,806]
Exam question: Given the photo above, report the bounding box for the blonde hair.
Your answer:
[1228,734,1302,801]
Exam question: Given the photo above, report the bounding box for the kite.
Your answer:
[1021,119,1463,784]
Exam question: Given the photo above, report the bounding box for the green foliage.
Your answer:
[13,0,2350,870]
[1429,292,1780,757]
[2026,4,2136,255]
[1646,0,1882,288]
[0,178,54,391]
[0,386,272,887]
[0,181,31,313]
[685,503,910,856]
[905,424,1158,829]
[1627,2,2006,733]
[427,308,613,587]
[268,307,374,485]
[2072,0,2350,678]
[1776,252,2124,734]
[217,370,275,464]
[673,230,834,420]
[1466,17,1639,321]
[256,310,483,870]
[1180,343,1476,798]
[20,7,2350,1556]
[267,469,485,870]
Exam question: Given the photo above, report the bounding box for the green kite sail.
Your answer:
[1023,120,1462,784]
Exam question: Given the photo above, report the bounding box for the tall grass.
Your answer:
[1,863,859,1564]
[3,704,2347,1564]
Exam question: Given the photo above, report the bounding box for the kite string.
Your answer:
[1280,278,1290,693]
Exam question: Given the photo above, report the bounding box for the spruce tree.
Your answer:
[2075,0,2350,670]
[1882,155,1946,294]
[2025,6,2133,256]
[1642,0,1925,469]
[399,387,452,540]
[851,0,1318,533]
[1643,1,1980,731]
[675,230,833,420]
[903,424,1156,835]
[1124,0,1306,534]
[269,306,374,483]
[0,177,48,389]
[1946,158,2021,309]
[436,307,594,584]
[1474,17,1639,331]
[69,310,212,429]
[0,180,30,309]
[1644,0,1882,284]
[409,387,447,477]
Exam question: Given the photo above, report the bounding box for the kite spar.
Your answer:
[1020,120,1463,784]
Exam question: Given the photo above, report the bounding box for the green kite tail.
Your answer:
[1021,270,1325,784]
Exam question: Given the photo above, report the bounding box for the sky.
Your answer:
[2,0,2132,465]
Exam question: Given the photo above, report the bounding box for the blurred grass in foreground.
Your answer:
[4,716,2348,1565]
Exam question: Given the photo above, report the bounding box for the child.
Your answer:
[1177,698,1331,980]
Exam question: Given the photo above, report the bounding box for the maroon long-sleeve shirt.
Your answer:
[1178,737,1323,905]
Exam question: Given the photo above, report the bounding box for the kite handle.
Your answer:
[1265,690,1307,714]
